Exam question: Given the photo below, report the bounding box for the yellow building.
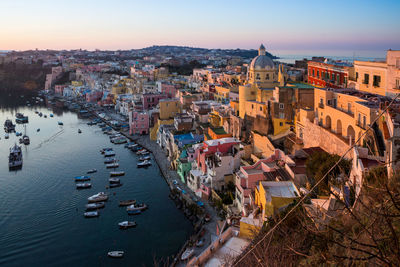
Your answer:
[150,98,182,140]
[159,98,181,120]
[214,85,231,103]
[239,44,283,119]
[205,127,232,140]
[255,181,300,219]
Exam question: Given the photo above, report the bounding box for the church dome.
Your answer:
[249,44,275,70]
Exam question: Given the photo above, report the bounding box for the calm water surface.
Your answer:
[0,103,192,266]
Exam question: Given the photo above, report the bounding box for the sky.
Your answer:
[0,0,399,56]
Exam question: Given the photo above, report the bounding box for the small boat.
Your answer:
[88,192,108,203]
[107,251,124,258]
[84,211,99,218]
[87,169,97,174]
[38,112,43,117]
[112,137,127,144]
[104,150,116,157]
[106,163,119,168]
[138,155,151,161]
[127,209,141,215]
[58,121,63,125]
[75,175,90,181]
[76,183,92,189]
[44,115,47,118]
[109,183,122,188]
[137,160,151,168]
[126,203,147,212]
[100,148,113,154]
[5,133,9,139]
[16,132,22,136]
[109,178,120,184]
[22,135,30,145]
[78,129,82,134]
[119,200,136,206]
[16,116,28,124]
[137,150,150,156]
[85,202,105,211]
[50,114,54,117]
[110,171,125,177]
[35,111,38,114]
[104,158,117,164]
[16,113,24,119]
[118,221,137,229]
[9,144,23,169]
[37,128,40,132]
[181,248,194,261]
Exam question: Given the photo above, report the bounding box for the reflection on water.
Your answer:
[0,99,193,266]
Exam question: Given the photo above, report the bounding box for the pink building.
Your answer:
[129,111,150,135]
[161,83,177,98]
[235,149,295,215]
[86,91,103,103]
[141,93,167,110]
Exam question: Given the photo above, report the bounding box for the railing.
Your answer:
[356,121,368,130]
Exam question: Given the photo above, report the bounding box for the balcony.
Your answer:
[318,103,324,109]
[356,121,368,130]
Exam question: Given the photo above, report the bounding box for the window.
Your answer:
[266,74,270,80]
[337,74,340,84]
[279,113,285,119]
[356,72,359,81]
[344,76,348,86]
[364,74,369,84]
[396,58,400,68]
[317,70,320,78]
[279,103,284,109]
[279,122,283,126]
[348,103,352,113]
[252,104,254,109]
[259,107,262,111]
[312,69,315,77]
[325,72,329,79]
[363,116,366,128]
[256,73,260,80]
[396,79,400,89]
[373,75,381,87]
[358,113,361,124]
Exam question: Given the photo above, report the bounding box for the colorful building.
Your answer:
[129,111,149,135]
[141,93,167,110]
[307,60,352,88]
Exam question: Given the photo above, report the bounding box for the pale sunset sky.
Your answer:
[1,0,399,56]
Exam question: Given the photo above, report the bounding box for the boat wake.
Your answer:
[33,129,65,150]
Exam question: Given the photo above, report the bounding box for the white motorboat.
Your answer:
[118,221,137,229]
[106,163,119,168]
[87,169,97,174]
[181,248,194,261]
[126,203,147,212]
[104,158,117,164]
[107,251,124,258]
[85,202,105,211]
[76,183,91,189]
[88,192,108,203]
[104,150,116,157]
[9,144,23,169]
[109,178,120,184]
[137,160,151,168]
[138,155,151,161]
[84,211,99,218]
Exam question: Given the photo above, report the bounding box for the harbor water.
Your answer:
[0,102,193,266]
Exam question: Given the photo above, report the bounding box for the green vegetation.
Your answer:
[306,151,351,195]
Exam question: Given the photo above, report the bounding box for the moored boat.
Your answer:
[5,133,9,139]
[85,202,105,210]
[76,183,92,189]
[119,200,136,206]
[100,148,113,154]
[106,162,119,168]
[75,175,90,182]
[110,171,125,177]
[4,119,16,132]
[78,129,82,134]
[9,144,23,169]
[104,150,116,157]
[107,251,124,258]
[137,160,151,168]
[138,155,151,161]
[58,121,63,125]
[88,192,108,203]
[87,169,97,174]
[118,221,137,229]
[181,248,194,261]
[109,183,122,188]
[22,135,30,145]
[84,211,99,218]
[126,203,148,212]
[109,178,120,184]
[104,158,117,164]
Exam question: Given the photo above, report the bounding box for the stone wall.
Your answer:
[302,118,353,159]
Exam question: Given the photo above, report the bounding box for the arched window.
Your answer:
[266,74,270,80]
[256,73,260,80]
